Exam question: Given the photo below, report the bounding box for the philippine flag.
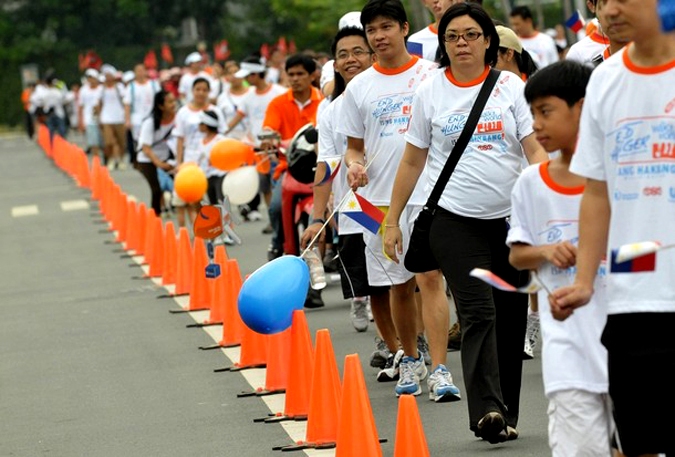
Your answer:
[565,10,585,33]
[315,156,342,185]
[341,190,385,234]
[610,248,656,273]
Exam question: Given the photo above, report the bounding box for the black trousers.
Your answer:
[136,162,162,216]
[207,175,224,205]
[429,208,528,430]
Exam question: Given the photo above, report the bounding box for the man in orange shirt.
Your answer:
[262,53,323,264]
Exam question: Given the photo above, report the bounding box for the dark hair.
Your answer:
[437,3,499,68]
[361,0,408,29]
[510,6,533,21]
[330,27,370,100]
[152,90,171,130]
[499,47,539,78]
[524,60,592,107]
[285,53,317,74]
[192,77,210,90]
[241,55,266,78]
[200,110,219,133]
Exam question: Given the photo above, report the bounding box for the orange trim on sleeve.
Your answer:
[444,65,490,87]
[539,161,585,195]
[373,56,420,75]
[623,43,675,75]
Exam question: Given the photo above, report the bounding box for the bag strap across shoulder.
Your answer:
[425,68,500,211]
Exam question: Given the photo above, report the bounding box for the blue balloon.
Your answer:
[238,255,310,334]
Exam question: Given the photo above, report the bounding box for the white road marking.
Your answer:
[11,205,39,217]
[60,199,90,211]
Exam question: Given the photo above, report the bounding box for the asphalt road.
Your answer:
[0,133,550,456]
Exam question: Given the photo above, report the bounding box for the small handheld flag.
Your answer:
[469,268,550,294]
[565,10,586,33]
[315,156,342,185]
[341,190,385,234]
[610,241,663,273]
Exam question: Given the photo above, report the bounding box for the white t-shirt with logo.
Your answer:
[570,46,675,315]
[123,80,160,135]
[337,56,439,205]
[173,103,224,164]
[137,117,175,164]
[98,83,126,124]
[318,96,361,236]
[78,84,103,126]
[520,32,559,68]
[237,84,287,145]
[406,68,533,218]
[178,71,214,104]
[217,87,251,141]
[507,161,608,397]
[565,32,610,67]
[407,25,439,62]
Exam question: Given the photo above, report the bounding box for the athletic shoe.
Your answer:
[377,349,403,382]
[261,224,274,234]
[117,161,127,170]
[222,234,235,246]
[395,352,427,396]
[476,411,507,444]
[523,312,540,360]
[350,297,369,332]
[427,365,461,402]
[417,333,431,366]
[248,210,263,221]
[106,160,116,171]
[447,322,461,351]
[239,204,251,221]
[370,337,390,368]
[304,288,324,309]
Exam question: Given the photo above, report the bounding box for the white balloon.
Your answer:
[221,166,260,205]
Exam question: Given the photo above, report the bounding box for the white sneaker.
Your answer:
[523,312,540,360]
[117,161,127,170]
[248,210,263,221]
[427,365,461,402]
[350,297,369,332]
[106,160,115,171]
[395,352,427,396]
[377,349,403,382]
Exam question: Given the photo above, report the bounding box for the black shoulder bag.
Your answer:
[404,69,500,273]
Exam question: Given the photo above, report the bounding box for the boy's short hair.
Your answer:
[524,60,592,107]
[510,5,533,21]
[361,0,408,29]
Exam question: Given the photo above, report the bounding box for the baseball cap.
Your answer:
[101,64,117,76]
[122,70,135,84]
[84,68,100,79]
[496,26,523,54]
[185,52,202,65]
[198,110,219,128]
[339,11,362,30]
[234,61,267,78]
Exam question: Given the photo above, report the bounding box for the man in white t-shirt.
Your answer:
[340,0,441,398]
[124,63,160,164]
[97,64,127,170]
[551,2,675,455]
[178,52,214,106]
[509,5,559,68]
[319,11,363,97]
[78,69,104,157]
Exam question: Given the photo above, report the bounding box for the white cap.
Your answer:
[198,110,219,128]
[122,70,135,84]
[185,52,202,65]
[339,11,362,30]
[84,68,99,79]
[234,62,267,78]
[101,64,117,76]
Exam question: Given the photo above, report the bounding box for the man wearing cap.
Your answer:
[78,69,104,157]
[495,25,539,80]
[178,52,214,105]
[97,64,127,170]
[124,63,160,167]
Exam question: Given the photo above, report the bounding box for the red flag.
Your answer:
[214,39,230,62]
[161,43,174,64]
[260,43,270,60]
[276,36,287,54]
[289,40,297,54]
[85,50,102,70]
[144,49,158,70]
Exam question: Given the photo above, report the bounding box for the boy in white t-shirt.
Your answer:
[551,2,675,455]
[508,60,613,457]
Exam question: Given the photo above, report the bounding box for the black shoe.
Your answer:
[267,246,282,262]
[447,322,461,351]
[262,224,274,234]
[239,204,251,222]
[304,288,324,309]
[476,412,506,444]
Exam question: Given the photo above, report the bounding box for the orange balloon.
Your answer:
[210,138,255,171]
[174,165,207,204]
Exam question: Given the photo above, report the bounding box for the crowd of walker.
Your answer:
[20,0,675,456]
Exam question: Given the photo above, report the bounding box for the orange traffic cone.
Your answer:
[257,310,313,423]
[135,203,148,259]
[114,193,128,244]
[203,245,228,324]
[171,227,192,297]
[161,221,178,286]
[393,395,430,457]
[334,354,384,457]
[215,324,268,372]
[146,216,164,278]
[214,259,245,348]
[90,155,101,200]
[142,207,156,267]
[238,327,291,397]
[124,200,140,254]
[273,328,341,450]
[175,236,210,312]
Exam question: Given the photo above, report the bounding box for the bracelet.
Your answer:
[384,224,400,228]
[347,160,365,168]
[311,218,326,225]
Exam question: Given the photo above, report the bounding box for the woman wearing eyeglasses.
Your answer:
[383,2,545,444]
